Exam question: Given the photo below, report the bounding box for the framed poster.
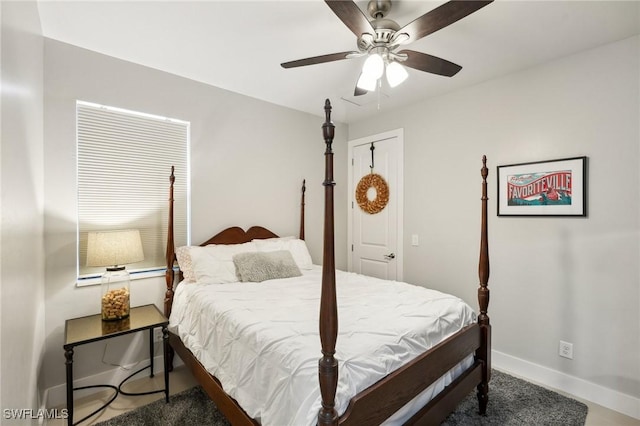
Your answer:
[497,156,587,217]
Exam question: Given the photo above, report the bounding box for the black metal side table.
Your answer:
[63,304,169,425]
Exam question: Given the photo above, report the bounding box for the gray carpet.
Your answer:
[96,370,588,425]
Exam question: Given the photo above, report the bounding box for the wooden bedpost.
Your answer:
[165,166,176,370]
[318,99,339,426]
[164,166,176,319]
[477,155,491,414]
[300,179,306,240]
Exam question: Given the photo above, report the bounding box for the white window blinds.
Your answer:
[77,101,189,281]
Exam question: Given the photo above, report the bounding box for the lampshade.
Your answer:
[362,53,384,80]
[386,61,408,88]
[86,229,144,268]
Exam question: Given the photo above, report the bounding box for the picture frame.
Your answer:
[497,156,587,217]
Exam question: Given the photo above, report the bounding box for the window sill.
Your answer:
[76,268,174,287]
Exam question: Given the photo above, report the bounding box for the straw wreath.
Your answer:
[355,173,389,214]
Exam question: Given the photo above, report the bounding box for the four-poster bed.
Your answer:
[164,99,491,425]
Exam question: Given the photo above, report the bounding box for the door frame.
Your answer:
[347,128,404,281]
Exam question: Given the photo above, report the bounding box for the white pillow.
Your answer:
[253,238,313,270]
[190,242,257,284]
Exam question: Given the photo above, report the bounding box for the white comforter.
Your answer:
[169,266,476,426]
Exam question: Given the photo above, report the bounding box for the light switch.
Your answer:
[411,234,419,246]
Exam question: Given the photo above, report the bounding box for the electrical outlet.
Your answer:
[559,340,573,359]
[153,328,164,343]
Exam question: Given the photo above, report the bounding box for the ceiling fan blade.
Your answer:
[325,0,375,38]
[397,0,493,43]
[281,51,354,69]
[398,50,462,77]
[354,85,367,96]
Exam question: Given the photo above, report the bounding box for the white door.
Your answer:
[348,129,403,281]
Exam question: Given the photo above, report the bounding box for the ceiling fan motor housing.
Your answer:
[358,20,402,51]
[367,0,392,19]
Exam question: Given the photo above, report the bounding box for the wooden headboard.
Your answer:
[199,226,278,246]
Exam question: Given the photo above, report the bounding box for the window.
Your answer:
[77,101,189,284]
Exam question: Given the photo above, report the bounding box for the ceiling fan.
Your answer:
[281,0,493,96]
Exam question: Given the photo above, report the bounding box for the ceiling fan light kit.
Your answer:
[281,0,493,96]
[356,58,408,91]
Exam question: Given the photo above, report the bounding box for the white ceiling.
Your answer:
[37,1,640,123]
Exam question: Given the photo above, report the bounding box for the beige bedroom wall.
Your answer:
[41,39,348,395]
[348,36,640,411]
[0,0,46,415]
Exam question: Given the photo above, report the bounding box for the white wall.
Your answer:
[0,0,46,417]
[348,36,640,414]
[41,39,348,396]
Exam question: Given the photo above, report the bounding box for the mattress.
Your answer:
[169,266,476,426]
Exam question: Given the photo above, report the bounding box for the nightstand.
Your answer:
[63,304,169,426]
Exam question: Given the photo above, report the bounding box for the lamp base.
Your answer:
[101,267,131,321]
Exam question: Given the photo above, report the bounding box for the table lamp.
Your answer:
[86,229,144,321]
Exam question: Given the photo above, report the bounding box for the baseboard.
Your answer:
[44,354,183,410]
[493,349,640,420]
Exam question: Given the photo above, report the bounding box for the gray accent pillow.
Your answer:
[233,250,302,282]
